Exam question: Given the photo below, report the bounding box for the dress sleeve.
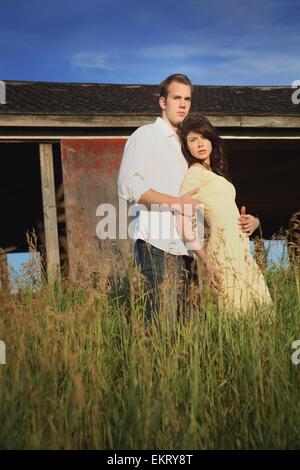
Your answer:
[179,166,211,201]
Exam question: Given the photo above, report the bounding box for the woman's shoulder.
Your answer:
[189,164,212,173]
[180,164,212,196]
[184,164,213,179]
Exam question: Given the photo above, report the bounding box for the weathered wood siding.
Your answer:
[61,138,128,280]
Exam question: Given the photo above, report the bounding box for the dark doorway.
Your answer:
[0,142,63,254]
[0,142,43,252]
[225,139,300,238]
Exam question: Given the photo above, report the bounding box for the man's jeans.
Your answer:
[134,239,193,329]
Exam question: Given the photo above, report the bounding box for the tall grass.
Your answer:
[0,256,300,449]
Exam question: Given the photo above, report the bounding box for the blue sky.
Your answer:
[1,0,300,85]
[6,240,288,285]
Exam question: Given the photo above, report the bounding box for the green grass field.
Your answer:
[0,257,300,449]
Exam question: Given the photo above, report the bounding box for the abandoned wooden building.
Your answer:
[0,80,300,281]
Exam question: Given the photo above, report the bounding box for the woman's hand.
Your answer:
[238,206,260,236]
[173,188,200,216]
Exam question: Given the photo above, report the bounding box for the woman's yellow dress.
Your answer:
[180,165,272,313]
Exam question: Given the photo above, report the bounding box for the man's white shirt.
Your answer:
[118,117,189,255]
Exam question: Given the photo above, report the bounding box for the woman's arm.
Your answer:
[175,213,221,292]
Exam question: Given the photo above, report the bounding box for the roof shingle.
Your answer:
[0,80,299,117]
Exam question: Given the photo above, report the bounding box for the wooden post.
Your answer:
[254,236,267,272]
[289,211,300,263]
[0,249,10,292]
[39,144,61,281]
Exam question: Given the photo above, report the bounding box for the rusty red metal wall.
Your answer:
[61,138,127,280]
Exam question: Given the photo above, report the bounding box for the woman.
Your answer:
[177,115,272,313]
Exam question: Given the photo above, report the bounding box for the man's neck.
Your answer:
[161,114,178,133]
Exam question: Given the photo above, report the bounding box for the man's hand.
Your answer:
[138,188,200,215]
[172,188,200,216]
[238,206,260,236]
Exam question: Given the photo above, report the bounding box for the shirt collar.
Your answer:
[155,117,178,138]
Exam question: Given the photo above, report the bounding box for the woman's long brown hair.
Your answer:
[178,114,231,181]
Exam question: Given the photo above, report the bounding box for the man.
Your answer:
[118,74,259,327]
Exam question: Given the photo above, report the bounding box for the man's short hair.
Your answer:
[159,74,192,99]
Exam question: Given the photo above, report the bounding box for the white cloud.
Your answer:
[140,45,210,60]
[71,52,112,70]
[139,45,252,61]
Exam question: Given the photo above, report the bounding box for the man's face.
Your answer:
[159,81,192,129]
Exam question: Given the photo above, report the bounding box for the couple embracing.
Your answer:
[118,74,272,327]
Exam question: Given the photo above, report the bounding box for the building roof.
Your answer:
[0,80,299,117]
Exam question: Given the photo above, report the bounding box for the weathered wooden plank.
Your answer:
[289,211,300,259]
[0,249,10,292]
[253,237,267,272]
[1,114,300,128]
[0,114,156,128]
[2,134,300,141]
[39,143,60,281]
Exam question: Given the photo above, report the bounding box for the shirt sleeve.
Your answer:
[118,126,154,203]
